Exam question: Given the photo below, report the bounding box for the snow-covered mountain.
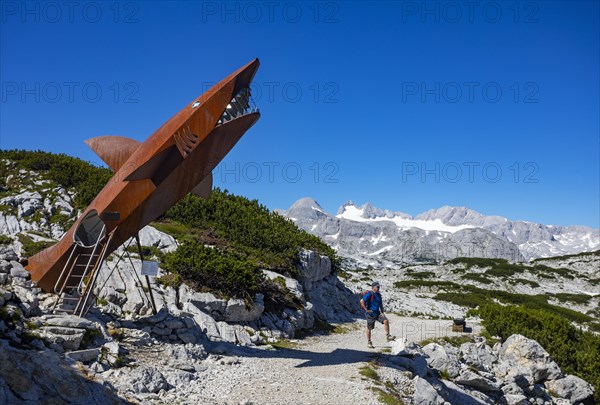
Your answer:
[279,198,600,266]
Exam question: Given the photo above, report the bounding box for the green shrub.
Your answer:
[161,241,261,300]
[529,264,576,279]
[394,280,461,289]
[0,149,113,210]
[460,273,492,283]
[531,250,600,262]
[395,280,594,324]
[407,271,435,279]
[509,278,540,288]
[17,234,54,258]
[0,235,13,245]
[474,303,600,403]
[165,190,339,275]
[549,293,592,305]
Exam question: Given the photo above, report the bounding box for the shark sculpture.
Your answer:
[26,59,261,294]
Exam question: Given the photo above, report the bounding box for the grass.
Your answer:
[270,339,300,350]
[370,387,406,405]
[359,365,380,381]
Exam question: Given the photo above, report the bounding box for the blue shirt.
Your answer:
[363,291,383,316]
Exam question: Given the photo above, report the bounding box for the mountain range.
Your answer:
[279,198,600,267]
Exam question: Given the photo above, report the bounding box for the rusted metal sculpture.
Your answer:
[26,59,261,310]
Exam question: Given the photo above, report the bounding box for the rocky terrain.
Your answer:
[279,198,600,266]
[0,156,597,404]
[0,252,596,404]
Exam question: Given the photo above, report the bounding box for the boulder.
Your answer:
[422,343,461,378]
[296,248,331,289]
[0,340,125,404]
[460,341,497,372]
[502,394,529,405]
[263,270,304,299]
[390,336,408,355]
[65,348,100,363]
[106,365,170,394]
[9,261,30,279]
[224,294,264,322]
[138,225,178,252]
[497,334,562,384]
[544,375,594,404]
[38,314,100,330]
[40,326,86,351]
[182,302,221,341]
[454,369,500,393]
[413,376,445,405]
[179,285,227,320]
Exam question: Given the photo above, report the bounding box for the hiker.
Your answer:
[360,281,395,348]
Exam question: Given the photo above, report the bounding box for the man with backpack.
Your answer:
[360,281,395,348]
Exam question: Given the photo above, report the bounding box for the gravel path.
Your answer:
[178,314,481,405]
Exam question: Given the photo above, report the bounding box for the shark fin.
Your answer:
[191,173,212,199]
[85,136,141,172]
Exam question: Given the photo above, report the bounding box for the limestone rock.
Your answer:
[422,343,461,379]
[413,376,445,405]
[460,341,498,372]
[224,294,264,322]
[544,375,594,404]
[0,340,125,404]
[106,365,170,394]
[138,225,178,253]
[296,248,331,289]
[497,334,562,384]
[454,369,500,393]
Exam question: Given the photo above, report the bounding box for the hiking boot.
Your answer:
[386,334,396,342]
[367,341,374,348]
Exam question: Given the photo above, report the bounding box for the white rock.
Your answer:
[497,334,562,384]
[296,248,331,289]
[422,343,461,379]
[391,336,408,355]
[225,295,264,322]
[544,375,594,404]
[413,376,445,405]
[138,225,177,253]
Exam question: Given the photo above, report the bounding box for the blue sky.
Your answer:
[1,1,598,227]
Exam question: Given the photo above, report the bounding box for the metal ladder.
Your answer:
[52,226,114,316]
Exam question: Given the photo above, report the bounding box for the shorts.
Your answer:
[366,313,388,330]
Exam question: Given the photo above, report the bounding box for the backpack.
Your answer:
[361,290,374,307]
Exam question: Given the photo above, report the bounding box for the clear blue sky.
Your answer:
[1,1,599,227]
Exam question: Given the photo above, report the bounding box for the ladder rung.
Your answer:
[60,297,80,301]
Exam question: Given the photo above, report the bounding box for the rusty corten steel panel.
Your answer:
[26,59,261,292]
